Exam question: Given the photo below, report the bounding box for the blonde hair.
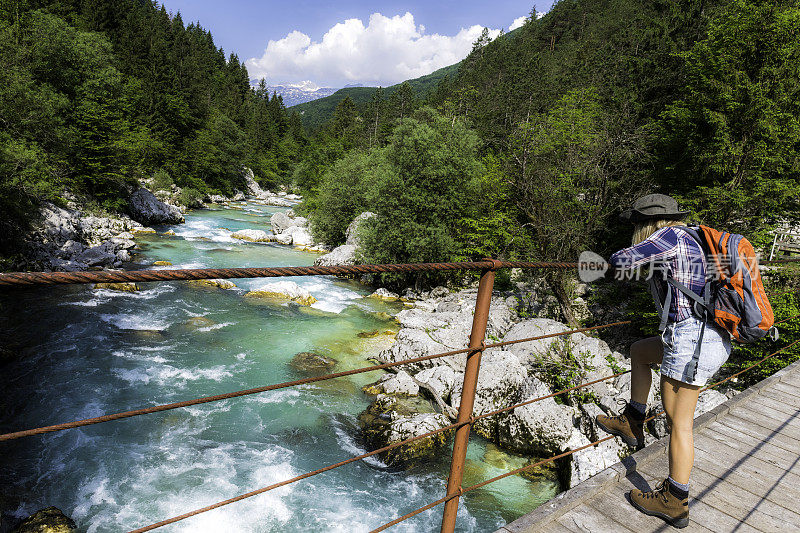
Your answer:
[632,219,683,245]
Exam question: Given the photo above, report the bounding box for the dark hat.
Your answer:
[620,193,689,223]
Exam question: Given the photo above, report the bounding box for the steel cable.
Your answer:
[368,335,800,532]
[0,261,577,288]
[124,370,630,533]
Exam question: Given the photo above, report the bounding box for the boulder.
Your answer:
[345,212,376,247]
[358,397,452,467]
[231,190,245,201]
[314,244,356,266]
[270,212,294,235]
[413,366,459,402]
[74,245,116,267]
[364,370,419,396]
[38,203,81,243]
[187,279,237,290]
[495,376,575,456]
[565,427,625,486]
[369,288,399,301]
[244,281,316,306]
[209,194,228,203]
[131,227,156,234]
[290,351,337,374]
[116,249,131,262]
[243,167,266,197]
[495,318,571,365]
[450,350,528,438]
[11,507,77,533]
[94,282,139,292]
[153,260,172,266]
[230,229,274,243]
[290,227,314,247]
[129,188,184,225]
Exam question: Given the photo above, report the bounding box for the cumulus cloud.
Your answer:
[509,16,527,31]
[246,12,500,87]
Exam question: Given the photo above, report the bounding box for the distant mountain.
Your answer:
[288,26,526,130]
[259,81,339,107]
[289,62,460,130]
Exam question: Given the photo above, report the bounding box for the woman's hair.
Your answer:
[632,218,683,245]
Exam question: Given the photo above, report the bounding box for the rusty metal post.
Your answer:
[440,259,498,533]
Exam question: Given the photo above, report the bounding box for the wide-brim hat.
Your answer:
[620,193,689,223]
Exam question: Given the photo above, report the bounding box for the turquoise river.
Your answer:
[0,200,558,532]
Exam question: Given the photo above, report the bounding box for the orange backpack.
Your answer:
[675,225,775,343]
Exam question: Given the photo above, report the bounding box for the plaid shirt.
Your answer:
[610,226,706,322]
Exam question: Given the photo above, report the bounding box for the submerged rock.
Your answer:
[183,316,216,330]
[153,260,172,266]
[244,281,316,306]
[290,351,337,374]
[94,282,139,292]
[187,279,237,290]
[12,507,76,533]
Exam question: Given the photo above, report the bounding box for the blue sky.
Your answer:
[161,1,555,87]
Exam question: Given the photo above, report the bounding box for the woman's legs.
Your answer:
[630,336,663,404]
[660,374,701,484]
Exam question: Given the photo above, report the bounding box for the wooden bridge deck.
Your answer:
[498,359,800,533]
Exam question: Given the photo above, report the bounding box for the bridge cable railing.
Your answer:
[367,335,800,533]
[2,258,799,533]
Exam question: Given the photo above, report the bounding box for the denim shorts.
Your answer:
[660,316,732,386]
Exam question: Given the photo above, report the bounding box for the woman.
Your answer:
[595,193,731,529]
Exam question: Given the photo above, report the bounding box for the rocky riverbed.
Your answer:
[357,286,729,488]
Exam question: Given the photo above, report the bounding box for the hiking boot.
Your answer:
[595,403,645,447]
[629,478,690,529]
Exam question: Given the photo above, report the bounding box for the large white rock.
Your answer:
[380,370,420,396]
[230,229,274,242]
[495,376,575,455]
[245,281,316,306]
[565,427,625,486]
[345,212,376,247]
[413,366,459,402]
[314,244,357,266]
[243,167,265,197]
[129,188,184,224]
[450,350,528,437]
[270,212,294,234]
[290,227,314,247]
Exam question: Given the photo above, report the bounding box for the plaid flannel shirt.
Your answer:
[610,226,706,323]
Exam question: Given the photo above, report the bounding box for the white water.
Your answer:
[0,202,558,532]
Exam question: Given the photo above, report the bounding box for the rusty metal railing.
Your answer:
[1,258,797,533]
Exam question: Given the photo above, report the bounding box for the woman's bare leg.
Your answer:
[630,336,663,405]
[661,375,701,484]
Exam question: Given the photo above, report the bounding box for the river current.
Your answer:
[0,201,558,532]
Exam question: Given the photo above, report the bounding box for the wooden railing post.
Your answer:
[440,259,498,533]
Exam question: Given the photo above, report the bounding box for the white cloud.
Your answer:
[509,16,527,31]
[246,12,501,88]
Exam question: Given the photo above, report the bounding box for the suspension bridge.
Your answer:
[1,258,798,532]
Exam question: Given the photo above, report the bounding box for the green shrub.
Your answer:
[150,169,173,191]
[177,187,204,208]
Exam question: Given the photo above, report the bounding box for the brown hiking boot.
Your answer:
[595,403,645,448]
[629,479,690,529]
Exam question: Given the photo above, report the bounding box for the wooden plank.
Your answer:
[585,488,716,533]
[688,498,765,533]
[637,460,798,531]
[747,395,800,417]
[717,414,799,454]
[693,435,800,486]
[725,409,800,439]
[769,381,800,400]
[529,522,578,533]
[729,398,799,425]
[691,452,800,512]
[556,505,636,533]
[762,388,800,409]
[705,421,800,468]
